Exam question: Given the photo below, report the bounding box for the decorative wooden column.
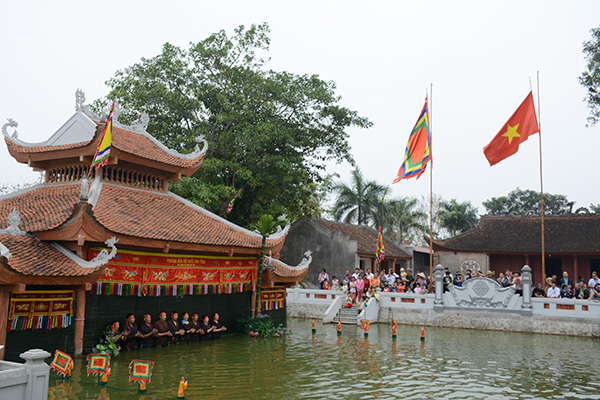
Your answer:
[0,288,9,360]
[74,289,86,355]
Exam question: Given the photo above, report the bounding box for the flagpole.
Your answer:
[536,71,546,283]
[429,84,433,280]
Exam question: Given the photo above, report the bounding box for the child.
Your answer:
[331,276,340,291]
[405,286,413,294]
[349,277,357,303]
[391,281,398,292]
[414,282,422,294]
[342,281,348,294]
[343,294,353,308]
[397,282,405,293]
[323,280,330,290]
[358,295,368,314]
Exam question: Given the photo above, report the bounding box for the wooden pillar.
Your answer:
[0,289,8,360]
[573,254,579,281]
[250,290,257,318]
[74,290,86,355]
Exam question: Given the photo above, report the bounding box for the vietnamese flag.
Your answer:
[483,92,539,166]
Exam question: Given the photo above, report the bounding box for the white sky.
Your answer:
[1,0,599,214]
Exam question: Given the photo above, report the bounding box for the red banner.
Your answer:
[89,248,257,296]
[260,286,286,311]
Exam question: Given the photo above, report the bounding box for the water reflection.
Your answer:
[49,319,600,399]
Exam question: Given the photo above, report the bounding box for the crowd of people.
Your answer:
[318,267,600,301]
[108,311,227,351]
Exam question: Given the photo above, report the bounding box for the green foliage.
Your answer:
[579,26,600,126]
[331,167,388,225]
[439,199,479,237]
[94,326,120,357]
[236,316,291,338]
[252,214,284,237]
[482,188,573,216]
[94,23,371,227]
[376,197,427,244]
[591,203,600,214]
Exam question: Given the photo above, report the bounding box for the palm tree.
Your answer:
[251,214,281,318]
[380,197,427,243]
[439,199,479,237]
[331,167,388,225]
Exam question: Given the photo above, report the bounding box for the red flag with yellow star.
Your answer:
[483,92,539,166]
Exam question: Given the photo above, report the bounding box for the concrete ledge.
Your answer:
[287,302,330,319]
[380,308,600,337]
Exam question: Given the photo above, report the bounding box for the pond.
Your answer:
[49,318,600,399]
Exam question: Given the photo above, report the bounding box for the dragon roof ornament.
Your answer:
[265,250,312,271]
[52,236,119,269]
[0,209,28,236]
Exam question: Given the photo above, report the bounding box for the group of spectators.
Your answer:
[318,267,600,301]
[108,311,227,351]
[318,267,435,301]
[531,271,600,300]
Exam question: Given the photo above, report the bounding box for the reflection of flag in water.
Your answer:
[93,101,116,169]
[393,97,431,182]
[376,226,385,263]
[227,189,242,213]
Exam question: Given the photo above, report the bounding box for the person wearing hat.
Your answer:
[416,272,427,291]
[120,313,140,351]
[486,270,495,280]
[138,314,156,348]
[405,268,414,289]
[153,312,172,347]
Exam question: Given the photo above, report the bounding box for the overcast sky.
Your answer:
[1,1,598,214]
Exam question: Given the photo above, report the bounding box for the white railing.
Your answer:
[531,297,600,319]
[286,287,344,304]
[379,292,436,309]
[323,295,346,323]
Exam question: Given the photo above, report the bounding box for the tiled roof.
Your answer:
[433,215,600,253]
[92,184,271,248]
[5,138,93,153]
[111,125,205,169]
[315,219,411,258]
[0,184,80,232]
[0,234,103,276]
[4,122,205,170]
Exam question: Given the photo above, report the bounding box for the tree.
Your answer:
[377,197,427,244]
[482,188,573,216]
[579,26,600,126]
[439,199,479,237]
[94,23,371,227]
[251,214,283,318]
[331,167,388,225]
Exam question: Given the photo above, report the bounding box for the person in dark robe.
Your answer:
[210,313,227,340]
[120,313,140,351]
[167,312,185,343]
[180,313,194,343]
[189,313,202,342]
[138,314,156,348]
[199,315,214,341]
[109,321,122,345]
[153,312,172,347]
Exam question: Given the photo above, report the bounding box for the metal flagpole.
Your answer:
[536,72,546,282]
[429,84,434,279]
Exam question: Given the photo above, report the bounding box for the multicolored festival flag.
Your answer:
[360,319,370,333]
[376,226,385,263]
[227,189,242,213]
[393,97,431,183]
[483,91,539,166]
[50,350,74,378]
[87,353,111,378]
[129,360,154,385]
[93,101,116,169]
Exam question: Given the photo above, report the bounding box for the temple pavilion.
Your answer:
[0,90,308,360]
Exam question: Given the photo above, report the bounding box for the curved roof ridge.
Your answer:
[166,191,262,239]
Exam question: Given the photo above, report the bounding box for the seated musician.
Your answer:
[199,316,214,341]
[120,313,140,351]
[167,312,185,343]
[138,314,156,348]
[180,313,194,343]
[189,313,202,342]
[153,312,172,347]
[210,313,227,340]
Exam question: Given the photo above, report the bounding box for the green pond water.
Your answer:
[48,318,600,399]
